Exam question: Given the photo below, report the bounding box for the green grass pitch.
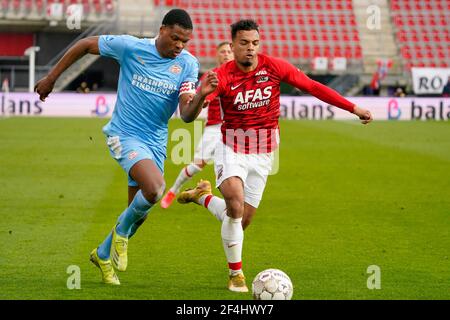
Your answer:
[0,117,449,299]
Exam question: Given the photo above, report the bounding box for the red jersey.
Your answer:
[206,54,355,154]
[199,68,222,126]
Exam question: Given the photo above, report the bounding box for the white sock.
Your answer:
[169,163,202,194]
[221,215,244,273]
[199,194,227,221]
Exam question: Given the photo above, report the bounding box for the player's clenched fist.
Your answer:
[34,75,56,102]
[199,71,218,97]
[353,106,373,124]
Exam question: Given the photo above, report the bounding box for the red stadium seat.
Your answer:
[291,44,301,59]
[207,30,215,41]
[302,45,311,59]
[208,46,216,57]
[281,46,290,59]
[24,0,32,11]
[355,46,362,59]
[323,45,331,57]
[334,46,343,57]
[35,0,44,12]
[92,0,102,14]
[401,48,412,60]
[12,0,20,10]
[1,0,9,11]
[272,44,280,57]
[198,43,207,57]
[81,0,90,14]
[105,0,114,14]
[313,45,321,57]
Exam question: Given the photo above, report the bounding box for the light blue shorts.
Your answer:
[106,135,165,187]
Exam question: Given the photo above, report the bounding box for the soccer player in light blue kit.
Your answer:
[34,9,218,285]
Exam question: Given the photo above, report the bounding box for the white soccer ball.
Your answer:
[252,269,293,300]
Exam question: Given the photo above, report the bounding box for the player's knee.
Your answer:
[142,182,165,204]
[226,198,245,218]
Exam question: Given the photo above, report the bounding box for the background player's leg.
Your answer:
[171,161,205,194]
[161,160,205,208]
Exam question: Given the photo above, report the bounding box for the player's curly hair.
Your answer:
[162,8,193,30]
[230,19,259,39]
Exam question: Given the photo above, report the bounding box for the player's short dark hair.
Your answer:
[162,9,193,30]
[216,41,231,49]
[230,19,259,39]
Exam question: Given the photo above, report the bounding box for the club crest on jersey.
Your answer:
[256,76,269,83]
[136,55,145,65]
[170,64,182,74]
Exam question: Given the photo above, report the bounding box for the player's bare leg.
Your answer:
[161,159,206,208]
[128,186,139,205]
[242,203,257,230]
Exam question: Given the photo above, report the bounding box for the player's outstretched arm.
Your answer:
[34,36,100,102]
[280,59,373,124]
[179,71,218,123]
[297,76,373,124]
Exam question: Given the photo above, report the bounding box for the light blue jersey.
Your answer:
[99,34,199,158]
[98,35,199,184]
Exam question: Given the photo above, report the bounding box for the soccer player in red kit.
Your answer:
[161,42,233,209]
[178,20,373,292]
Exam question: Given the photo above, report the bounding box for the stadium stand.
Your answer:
[0,0,116,21]
[0,0,449,94]
[159,0,364,68]
[391,0,450,70]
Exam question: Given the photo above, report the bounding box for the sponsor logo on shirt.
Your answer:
[131,73,177,95]
[233,86,273,111]
[255,70,268,76]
